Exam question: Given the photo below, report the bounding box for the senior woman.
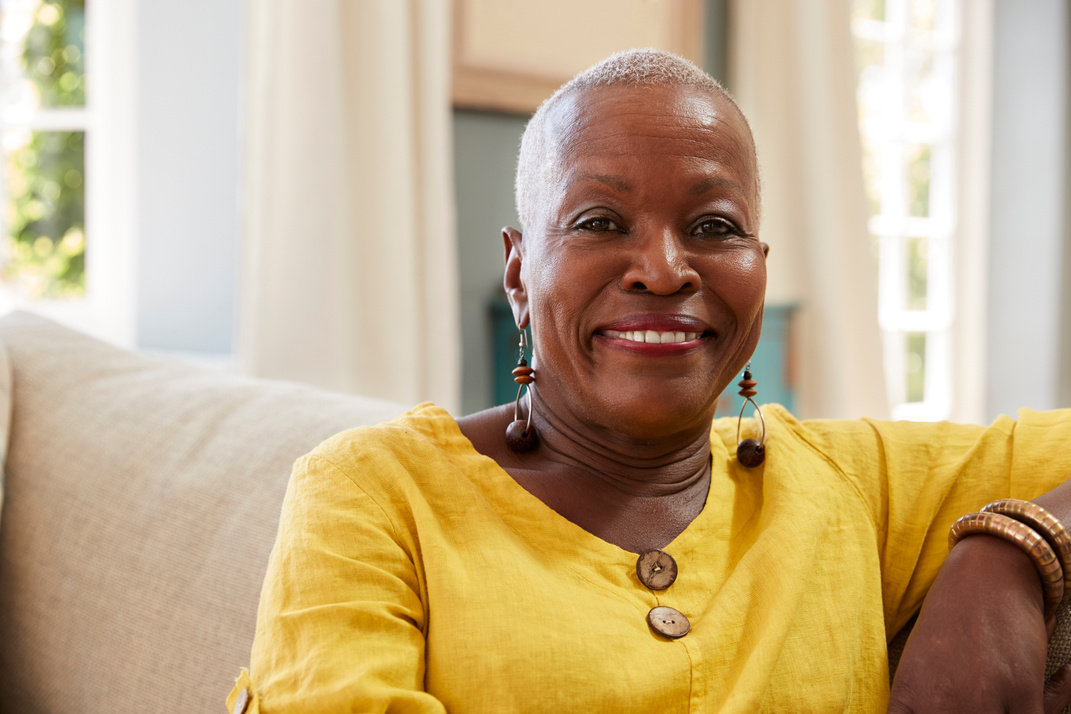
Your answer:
[229,50,1071,712]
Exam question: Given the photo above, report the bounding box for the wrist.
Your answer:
[942,533,1046,619]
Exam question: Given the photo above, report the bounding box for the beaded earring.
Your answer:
[505,329,538,452]
[735,363,766,467]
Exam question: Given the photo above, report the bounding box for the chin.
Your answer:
[594,389,716,441]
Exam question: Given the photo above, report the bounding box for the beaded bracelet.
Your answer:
[982,498,1071,596]
[948,511,1064,619]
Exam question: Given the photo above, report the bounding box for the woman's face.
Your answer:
[505,84,767,440]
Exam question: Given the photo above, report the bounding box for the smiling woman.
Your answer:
[503,81,766,453]
[228,49,1071,714]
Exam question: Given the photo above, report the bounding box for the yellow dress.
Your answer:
[227,403,1071,713]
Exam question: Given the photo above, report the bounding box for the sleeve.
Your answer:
[796,407,1071,636]
[241,450,446,714]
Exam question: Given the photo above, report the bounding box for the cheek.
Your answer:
[717,249,767,312]
[527,244,595,315]
[524,252,572,351]
[524,249,606,361]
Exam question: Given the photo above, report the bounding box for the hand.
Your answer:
[888,535,1071,713]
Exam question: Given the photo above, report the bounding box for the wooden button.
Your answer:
[233,688,251,714]
[647,606,690,638]
[636,549,678,590]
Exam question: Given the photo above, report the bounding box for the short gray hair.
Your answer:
[514,48,753,231]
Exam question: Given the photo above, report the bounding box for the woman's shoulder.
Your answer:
[302,402,469,478]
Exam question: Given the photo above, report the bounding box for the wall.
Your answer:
[986,0,1070,419]
[453,110,527,415]
[1062,7,1071,409]
[135,0,243,356]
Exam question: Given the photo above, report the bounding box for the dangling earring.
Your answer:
[736,363,766,467]
[505,329,538,452]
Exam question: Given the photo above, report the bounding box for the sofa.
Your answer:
[0,312,1068,713]
[0,313,404,712]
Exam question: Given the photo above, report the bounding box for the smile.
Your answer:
[602,330,701,344]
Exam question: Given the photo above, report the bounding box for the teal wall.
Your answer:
[452,0,733,415]
[453,110,528,414]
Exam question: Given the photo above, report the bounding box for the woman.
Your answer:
[229,49,1071,712]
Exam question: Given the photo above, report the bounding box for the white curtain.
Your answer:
[729,0,889,419]
[240,0,460,412]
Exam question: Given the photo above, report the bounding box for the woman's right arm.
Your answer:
[235,452,446,713]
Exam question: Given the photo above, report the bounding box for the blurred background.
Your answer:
[0,0,1067,424]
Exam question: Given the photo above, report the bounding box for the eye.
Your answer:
[577,217,623,233]
[692,217,741,238]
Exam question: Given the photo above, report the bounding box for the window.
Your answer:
[852,0,961,421]
[0,0,135,346]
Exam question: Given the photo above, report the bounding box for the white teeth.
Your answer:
[605,330,702,344]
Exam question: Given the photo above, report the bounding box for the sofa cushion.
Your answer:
[0,312,404,714]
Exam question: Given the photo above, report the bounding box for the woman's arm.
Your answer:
[888,479,1071,713]
[240,452,446,713]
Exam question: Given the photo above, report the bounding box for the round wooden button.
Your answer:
[636,549,678,590]
[647,606,690,639]
[233,688,251,714]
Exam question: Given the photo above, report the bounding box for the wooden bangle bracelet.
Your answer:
[982,498,1071,597]
[948,511,1064,619]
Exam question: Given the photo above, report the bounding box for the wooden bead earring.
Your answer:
[505,329,538,452]
[736,363,766,467]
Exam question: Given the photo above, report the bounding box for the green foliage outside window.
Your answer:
[24,0,86,107]
[3,0,87,298]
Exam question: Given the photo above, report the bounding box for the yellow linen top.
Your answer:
[228,403,1071,713]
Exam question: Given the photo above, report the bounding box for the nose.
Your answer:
[620,227,701,295]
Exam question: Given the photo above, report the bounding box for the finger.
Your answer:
[1044,664,1071,714]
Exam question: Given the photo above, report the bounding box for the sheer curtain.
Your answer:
[239,0,460,412]
[729,0,889,419]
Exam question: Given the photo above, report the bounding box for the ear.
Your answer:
[502,226,529,329]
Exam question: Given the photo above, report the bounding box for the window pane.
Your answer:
[853,0,887,23]
[906,143,931,217]
[2,0,86,112]
[906,332,927,403]
[25,0,86,108]
[909,0,937,32]
[855,39,886,124]
[2,129,85,298]
[905,237,928,310]
[905,47,935,124]
[860,136,883,216]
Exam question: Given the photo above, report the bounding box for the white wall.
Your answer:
[986,0,1070,419]
[134,0,243,355]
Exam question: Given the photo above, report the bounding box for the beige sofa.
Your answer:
[0,312,1069,713]
[0,313,403,712]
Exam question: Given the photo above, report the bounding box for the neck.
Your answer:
[524,388,715,499]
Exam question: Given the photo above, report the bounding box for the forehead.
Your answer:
[543,84,757,191]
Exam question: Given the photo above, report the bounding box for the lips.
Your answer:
[594,314,714,353]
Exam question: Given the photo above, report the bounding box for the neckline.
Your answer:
[407,403,732,564]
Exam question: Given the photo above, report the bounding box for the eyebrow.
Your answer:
[574,173,633,193]
[689,176,745,195]
[572,173,745,197]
